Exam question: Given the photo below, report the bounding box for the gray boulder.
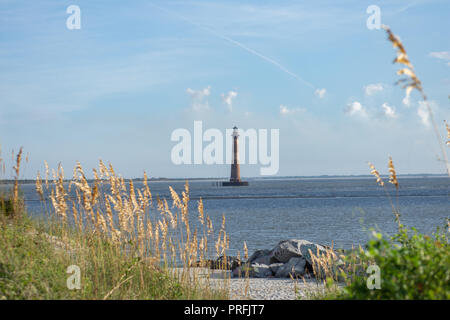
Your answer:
[270,239,327,264]
[268,263,284,275]
[274,257,307,278]
[232,262,274,278]
[251,263,273,278]
[247,249,272,265]
[231,240,338,279]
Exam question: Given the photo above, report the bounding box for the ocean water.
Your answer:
[8,176,450,254]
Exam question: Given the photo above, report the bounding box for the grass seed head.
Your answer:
[388,157,399,190]
[383,25,423,102]
[445,120,450,146]
[368,162,384,187]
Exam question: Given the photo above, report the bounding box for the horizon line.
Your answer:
[3,172,448,183]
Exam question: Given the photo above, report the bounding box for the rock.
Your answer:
[270,239,328,264]
[232,262,273,278]
[247,249,272,265]
[269,263,284,275]
[274,257,306,278]
[251,263,273,278]
[211,255,241,270]
[230,239,339,279]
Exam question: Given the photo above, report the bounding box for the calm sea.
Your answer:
[7,176,450,254]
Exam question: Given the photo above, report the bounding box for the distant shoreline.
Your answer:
[1,174,448,185]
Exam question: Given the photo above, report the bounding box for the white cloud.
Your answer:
[429,52,450,67]
[417,101,430,126]
[221,90,238,112]
[429,51,450,60]
[280,105,306,115]
[186,86,211,111]
[345,101,367,117]
[314,88,326,99]
[381,103,397,118]
[364,83,384,96]
[417,100,442,127]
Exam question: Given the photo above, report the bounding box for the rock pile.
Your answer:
[210,239,337,278]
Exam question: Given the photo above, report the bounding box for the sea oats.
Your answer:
[368,162,384,186]
[215,236,220,257]
[383,25,449,176]
[197,197,204,225]
[48,164,68,221]
[159,219,168,244]
[154,223,160,255]
[445,120,450,146]
[369,157,402,227]
[163,199,176,228]
[92,182,99,207]
[137,189,146,212]
[169,186,182,209]
[383,25,422,96]
[199,236,205,252]
[12,147,23,211]
[120,177,126,192]
[129,180,138,211]
[44,160,49,188]
[108,163,116,178]
[97,210,108,233]
[71,200,81,231]
[388,157,399,190]
[221,214,226,230]
[105,198,115,230]
[99,160,109,178]
[206,215,213,234]
[143,171,152,205]
[36,171,44,201]
[146,218,154,240]
[243,241,248,260]
[33,160,236,298]
[93,168,99,181]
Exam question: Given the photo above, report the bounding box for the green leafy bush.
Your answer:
[337,225,450,300]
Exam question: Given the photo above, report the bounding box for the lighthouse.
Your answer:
[222,126,249,186]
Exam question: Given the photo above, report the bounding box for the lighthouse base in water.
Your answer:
[221,180,249,187]
[222,126,248,186]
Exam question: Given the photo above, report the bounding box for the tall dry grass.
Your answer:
[0,145,24,217]
[35,159,232,298]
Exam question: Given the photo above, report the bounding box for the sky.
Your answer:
[0,0,449,179]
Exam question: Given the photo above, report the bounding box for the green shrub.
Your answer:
[336,225,450,300]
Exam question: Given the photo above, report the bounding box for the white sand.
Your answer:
[170,268,327,300]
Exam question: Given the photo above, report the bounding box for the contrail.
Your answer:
[149,3,315,89]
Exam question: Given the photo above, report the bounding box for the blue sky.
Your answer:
[0,0,449,179]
